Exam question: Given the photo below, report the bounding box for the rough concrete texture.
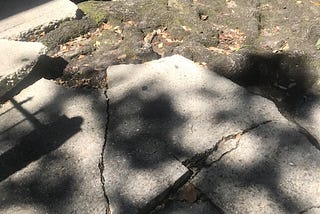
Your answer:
[155,200,220,214]
[0,79,107,213]
[105,55,300,212]
[106,55,287,162]
[0,39,47,98]
[0,0,78,40]
[192,121,320,213]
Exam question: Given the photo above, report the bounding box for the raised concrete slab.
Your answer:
[0,39,47,98]
[106,55,320,213]
[105,55,295,212]
[191,121,320,213]
[106,55,287,162]
[0,0,78,40]
[0,79,107,213]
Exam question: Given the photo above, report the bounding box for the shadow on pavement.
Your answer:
[0,114,83,182]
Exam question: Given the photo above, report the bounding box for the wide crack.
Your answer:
[149,120,272,213]
[98,89,111,214]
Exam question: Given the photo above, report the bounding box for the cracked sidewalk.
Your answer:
[103,55,320,213]
[2,55,320,213]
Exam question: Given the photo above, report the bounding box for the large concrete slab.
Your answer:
[191,121,320,213]
[0,39,47,99]
[105,55,300,212]
[0,0,78,40]
[0,79,107,213]
[107,55,287,162]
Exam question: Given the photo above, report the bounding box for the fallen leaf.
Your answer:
[200,14,208,21]
[78,54,85,59]
[117,54,127,60]
[101,23,113,30]
[144,30,157,44]
[311,1,320,6]
[183,184,198,203]
[182,25,192,32]
[235,133,242,141]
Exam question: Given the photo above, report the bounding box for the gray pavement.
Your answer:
[0,0,78,40]
[0,79,107,213]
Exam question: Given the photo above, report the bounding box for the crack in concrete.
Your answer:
[300,205,320,214]
[98,89,111,214]
[147,120,272,213]
[291,119,320,151]
[182,120,272,173]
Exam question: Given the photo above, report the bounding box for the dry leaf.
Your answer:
[78,54,85,60]
[158,42,163,48]
[102,23,113,30]
[183,184,198,203]
[117,54,127,60]
[182,25,192,32]
[235,133,242,141]
[144,30,157,44]
[200,14,208,21]
[311,1,320,6]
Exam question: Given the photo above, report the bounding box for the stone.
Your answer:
[191,121,320,213]
[0,79,107,213]
[0,0,78,40]
[0,39,47,99]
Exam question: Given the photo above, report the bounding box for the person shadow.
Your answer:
[0,114,83,182]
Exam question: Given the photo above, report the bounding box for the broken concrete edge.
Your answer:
[147,120,275,213]
[0,0,80,41]
[0,40,47,99]
[141,170,193,214]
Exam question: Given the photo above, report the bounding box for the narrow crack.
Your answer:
[300,205,320,214]
[182,120,272,174]
[98,89,111,214]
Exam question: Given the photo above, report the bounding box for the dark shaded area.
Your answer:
[0,56,67,104]
[108,91,190,169]
[212,51,318,114]
[0,152,76,213]
[0,0,51,20]
[0,114,82,182]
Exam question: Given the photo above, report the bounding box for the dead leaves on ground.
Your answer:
[207,28,246,55]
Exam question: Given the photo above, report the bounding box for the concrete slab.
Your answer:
[0,79,107,213]
[0,0,78,40]
[105,55,299,212]
[191,121,320,213]
[0,39,47,98]
[106,55,287,162]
